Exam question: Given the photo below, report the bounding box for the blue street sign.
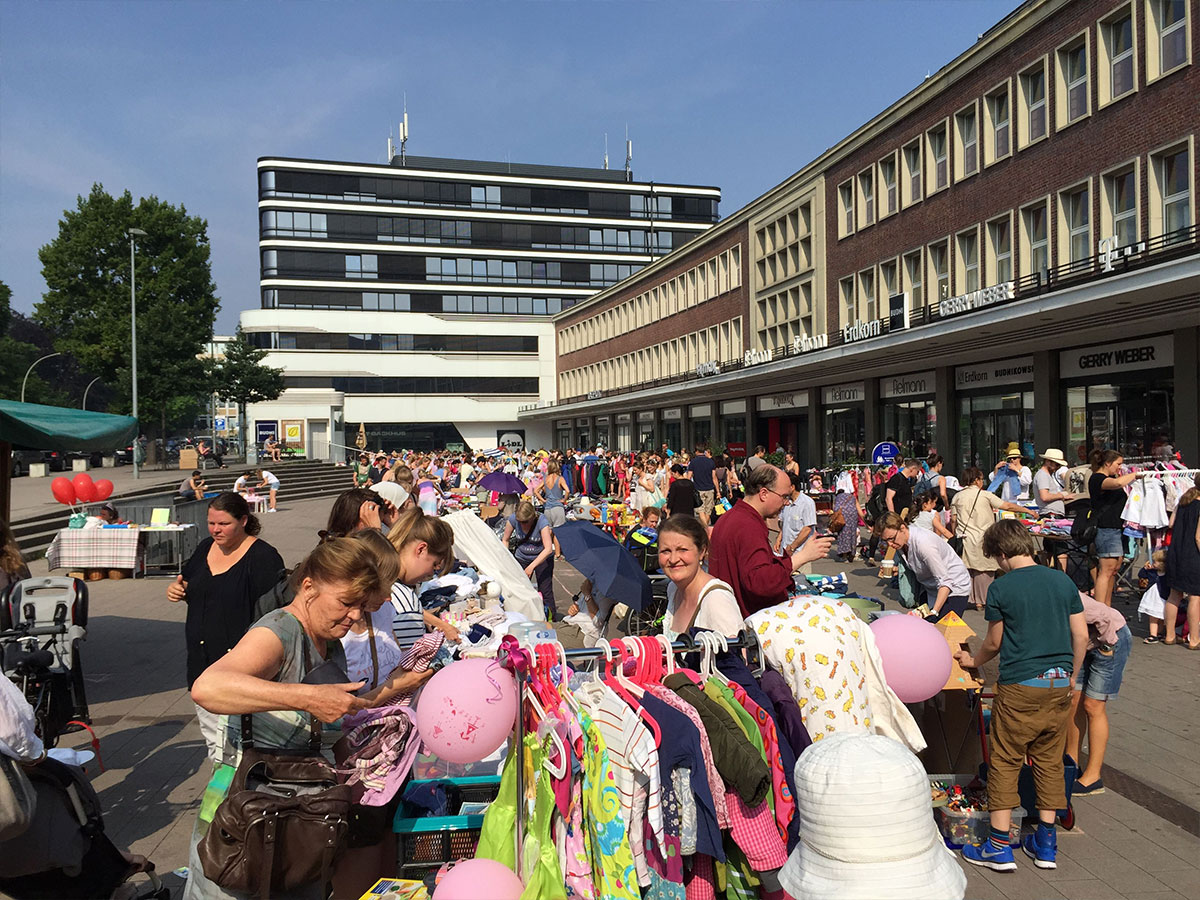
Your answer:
[871,441,901,465]
[214,416,227,432]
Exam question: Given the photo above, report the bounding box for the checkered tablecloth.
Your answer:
[46,527,145,571]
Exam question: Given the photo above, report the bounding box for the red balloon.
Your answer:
[51,477,77,506]
[72,472,96,504]
[93,479,114,501]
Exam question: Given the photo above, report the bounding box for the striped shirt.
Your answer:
[389,583,426,653]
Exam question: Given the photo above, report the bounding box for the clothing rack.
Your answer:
[1135,468,1200,477]
[510,631,761,873]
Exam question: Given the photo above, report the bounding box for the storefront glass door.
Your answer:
[1065,379,1174,459]
[616,424,632,452]
[958,392,1034,472]
[691,418,713,451]
[824,406,866,464]
[882,400,936,461]
[663,421,682,454]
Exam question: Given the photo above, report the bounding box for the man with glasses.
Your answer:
[874,512,971,621]
[710,464,834,617]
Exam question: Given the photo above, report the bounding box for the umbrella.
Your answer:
[477,471,527,495]
[553,520,652,611]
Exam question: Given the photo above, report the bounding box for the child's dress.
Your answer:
[1137,573,1168,620]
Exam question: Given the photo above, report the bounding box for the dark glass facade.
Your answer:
[284,376,539,394]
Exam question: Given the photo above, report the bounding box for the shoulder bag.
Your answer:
[198,637,352,899]
[948,489,983,556]
[827,509,847,534]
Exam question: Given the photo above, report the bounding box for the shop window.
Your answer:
[838,276,855,327]
[902,138,923,207]
[857,268,876,322]
[878,153,898,218]
[927,239,950,303]
[1099,5,1137,105]
[1149,141,1193,244]
[1055,35,1091,129]
[903,249,923,312]
[956,228,981,293]
[837,180,855,238]
[1146,0,1190,81]
[857,168,875,228]
[1020,199,1051,278]
[926,121,949,193]
[1058,182,1093,271]
[1101,163,1140,248]
[984,82,1012,166]
[986,215,1013,285]
[954,103,979,180]
[1018,59,1048,148]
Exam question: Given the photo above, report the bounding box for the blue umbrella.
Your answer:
[553,520,652,610]
[477,471,527,495]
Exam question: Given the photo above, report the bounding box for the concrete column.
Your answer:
[935,366,958,472]
[1174,326,1200,465]
[1033,349,1061,455]
[809,387,824,466]
[863,378,882,455]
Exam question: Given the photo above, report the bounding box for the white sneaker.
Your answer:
[267,508,277,513]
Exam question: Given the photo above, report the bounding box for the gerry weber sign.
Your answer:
[1059,337,1173,378]
[939,282,1014,318]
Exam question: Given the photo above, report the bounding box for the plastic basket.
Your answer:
[393,776,502,883]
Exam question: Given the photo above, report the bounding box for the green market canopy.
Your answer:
[0,400,137,451]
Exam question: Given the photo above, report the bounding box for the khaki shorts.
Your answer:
[987,682,1073,812]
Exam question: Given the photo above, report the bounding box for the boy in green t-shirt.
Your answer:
[955,519,1086,872]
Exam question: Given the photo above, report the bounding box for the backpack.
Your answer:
[253,568,294,622]
[864,483,887,525]
[1070,502,1098,546]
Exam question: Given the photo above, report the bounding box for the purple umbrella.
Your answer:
[477,471,527,495]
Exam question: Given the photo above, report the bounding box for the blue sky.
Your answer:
[1,0,1015,334]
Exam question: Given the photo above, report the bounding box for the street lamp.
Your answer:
[21,352,62,402]
[81,377,102,410]
[128,227,147,479]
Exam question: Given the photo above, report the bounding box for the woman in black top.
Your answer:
[1163,480,1200,648]
[1088,450,1140,607]
[167,492,284,762]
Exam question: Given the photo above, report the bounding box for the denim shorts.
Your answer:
[1094,527,1126,559]
[1076,626,1131,700]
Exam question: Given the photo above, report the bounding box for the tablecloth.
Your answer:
[46,527,145,571]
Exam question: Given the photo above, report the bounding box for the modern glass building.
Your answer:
[241,153,720,455]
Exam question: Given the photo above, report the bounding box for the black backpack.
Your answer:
[864,483,887,525]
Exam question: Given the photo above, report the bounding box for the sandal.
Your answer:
[1143,635,1163,644]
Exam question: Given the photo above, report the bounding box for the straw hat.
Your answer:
[1002,441,1022,459]
[1040,448,1069,467]
[778,733,966,900]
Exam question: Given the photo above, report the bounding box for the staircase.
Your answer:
[12,459,352,559]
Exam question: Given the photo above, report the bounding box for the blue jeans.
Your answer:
[1094,527,1125,559]
[1075,626,1131,701]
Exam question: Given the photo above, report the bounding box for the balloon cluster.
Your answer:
[51,473,114,507]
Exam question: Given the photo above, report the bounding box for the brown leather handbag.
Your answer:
[827,510,847,533]
[198,665,352,898]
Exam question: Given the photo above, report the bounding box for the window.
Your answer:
[1099,6,1137,104]
[987,216,1013,285]
[954,103,979,179]
[902,138,922,207]
[1150,142,1193,243]
[928,240,949,303]
[1102,165,1139,248]
[857,168,875,227]
[984,83,1011,165]
[1059,183,1093,271]
[1021,200,1050,277]
[839,277,855,326]
[1056,36,1091,128]
[878,153,898,217]
[838,180,855,237]
[926,121,949,192]
[880,259,898,300]
[1147,0,1190,80]
[1018,60,1048,147]
[956,228,980,293]
[903,250,923,311]
[857,269,876,322]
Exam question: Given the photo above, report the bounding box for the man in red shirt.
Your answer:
[710,464,835,616]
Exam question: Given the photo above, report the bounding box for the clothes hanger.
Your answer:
[612,639,662,747]
[655,634,676,677]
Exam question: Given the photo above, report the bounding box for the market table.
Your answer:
[46,526,145,574]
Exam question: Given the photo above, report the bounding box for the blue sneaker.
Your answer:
[1022,829,1057,869]
[961,841,1017,872]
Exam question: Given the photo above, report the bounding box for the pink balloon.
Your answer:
[416,658,516,764]
[869,614,953,703]
[72,472,96,504]
[93,479,114,501]
[433,858,523,900]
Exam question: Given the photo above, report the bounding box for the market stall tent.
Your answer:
[0,399,138,521]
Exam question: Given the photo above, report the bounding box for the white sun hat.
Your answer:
[779,732,966,900]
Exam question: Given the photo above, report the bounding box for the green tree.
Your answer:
[208,327,285,462]
[34,184,219,447]
[0,280,67,405]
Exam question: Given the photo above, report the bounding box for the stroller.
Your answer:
[1,576,91,747]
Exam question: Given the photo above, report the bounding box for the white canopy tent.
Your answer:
[443,510,545,622]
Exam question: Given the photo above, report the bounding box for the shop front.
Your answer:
[880,371,936,462]
[955,357,1034,473]
[576,417,592,450]
[822,382,865,464]
[615,413,633,452]
[637,410,656,452]
[662,408,683,454]
[756,391,808,462]
[555,419,572,451]
[720,399,748,458]
[594,415,611,450]
[690,404,713,450]
[1060,335,1175,461]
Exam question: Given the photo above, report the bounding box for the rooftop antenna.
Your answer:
[603,133,609,170]
[399,95,409,164]
[387,126,394,163]
[624,125,632,181]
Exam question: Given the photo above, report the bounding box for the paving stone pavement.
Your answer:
[11,502,1196,900]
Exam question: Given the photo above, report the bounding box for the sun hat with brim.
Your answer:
[1040,448,1069,467]
[778,733,966,900]
[369,482,410,509]
[1003,441,1022,459]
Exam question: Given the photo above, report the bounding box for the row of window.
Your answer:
[837,138,1194,323]
[559,245,743,355]
[260,170,719,222]
[837,0,1191,239]
[261,209,686,254]
[559,318,744,399]
[261,288,579,316]
[247,331,538,353]
[282,375,539,395]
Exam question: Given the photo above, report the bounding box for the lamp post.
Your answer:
[128,227,147,479]
[20,352,62,402]
[81,377,102,409]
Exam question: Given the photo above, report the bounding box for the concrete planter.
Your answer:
[72,458,90,473]
[101,456,116,467]
[29,463,48,478]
